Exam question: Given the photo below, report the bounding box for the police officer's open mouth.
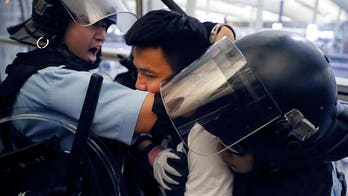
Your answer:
[89,47,99,55]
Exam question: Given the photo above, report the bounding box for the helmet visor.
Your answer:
[160,37,281,156]
[60,0,117,26]
[116,12,138,33]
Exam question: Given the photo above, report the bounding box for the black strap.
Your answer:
[161,0,187,16]
[0,50,65,108]
[66,73,103,193]
[0,47,97,109]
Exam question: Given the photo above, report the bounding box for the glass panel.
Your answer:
[0,0,31,82]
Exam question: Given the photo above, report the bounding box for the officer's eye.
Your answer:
[95,21,108,30]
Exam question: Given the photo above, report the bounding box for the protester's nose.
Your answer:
[135,73,147,91]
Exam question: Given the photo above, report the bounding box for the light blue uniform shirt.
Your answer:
[13,66,148,146]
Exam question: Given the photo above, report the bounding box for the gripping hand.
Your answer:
[149,146,188,190]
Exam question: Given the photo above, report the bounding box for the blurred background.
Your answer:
[1,0,348,80]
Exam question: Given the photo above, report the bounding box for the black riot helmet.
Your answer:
[7,0,117,48]
[160,30,337,157]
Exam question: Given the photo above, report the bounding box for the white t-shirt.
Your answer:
[185,123,233,196]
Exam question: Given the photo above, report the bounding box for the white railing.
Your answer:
[0,36,127,61]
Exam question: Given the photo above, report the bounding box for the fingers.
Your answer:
[153,149,188,190]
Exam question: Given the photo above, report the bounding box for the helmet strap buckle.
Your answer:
[285,109,319,141]
[34,0,51,16]
[36,36,49,48]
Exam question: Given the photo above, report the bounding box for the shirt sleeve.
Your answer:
[18,67,148,145]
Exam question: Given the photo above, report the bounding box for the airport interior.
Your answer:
[2,0,348,80]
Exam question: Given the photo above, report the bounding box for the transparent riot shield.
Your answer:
[160,37,281,156]
[0,107,123,196]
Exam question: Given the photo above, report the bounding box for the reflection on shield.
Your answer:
[161,37,281,156]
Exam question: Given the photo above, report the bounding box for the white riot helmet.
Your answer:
[7,0,135,48]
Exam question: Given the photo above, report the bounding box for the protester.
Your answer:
[123,9,236,195]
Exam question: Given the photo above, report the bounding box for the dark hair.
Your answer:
[125,10,209,73]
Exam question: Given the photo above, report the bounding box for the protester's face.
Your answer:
[133,47,174,93]
[218,144,253,173]
[64,20,108,63]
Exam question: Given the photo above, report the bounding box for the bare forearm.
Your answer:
[135,93,157,133]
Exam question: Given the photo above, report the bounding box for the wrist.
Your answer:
[131,134,152,148]
[209,23,223,44]
[148,145,165,166]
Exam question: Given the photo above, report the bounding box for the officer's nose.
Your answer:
[95,26,106,43]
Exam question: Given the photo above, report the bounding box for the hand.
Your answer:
[151,147,188,190]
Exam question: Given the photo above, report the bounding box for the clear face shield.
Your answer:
[160,37,282,156]
[60,0,137,32]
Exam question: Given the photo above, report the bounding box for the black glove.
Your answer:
[151,93,178,144]
[148,94,188,191]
